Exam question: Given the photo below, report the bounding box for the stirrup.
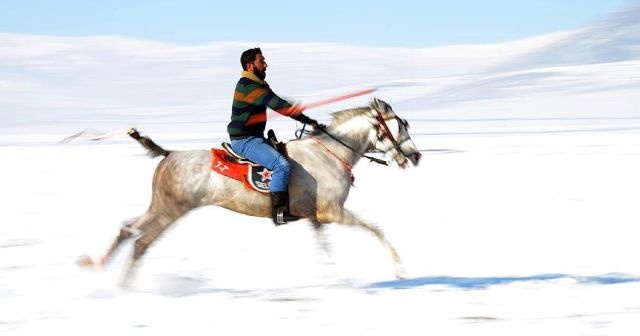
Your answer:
[276,210,286,225]
[273,209,301,226]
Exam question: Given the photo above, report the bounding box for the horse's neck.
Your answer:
[320,117,374,164]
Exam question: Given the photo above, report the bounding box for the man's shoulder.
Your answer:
[236,77,270,93]
[237,77,267,88]
[238,77,254,85]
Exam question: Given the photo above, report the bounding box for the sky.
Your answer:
[0,0,636,48]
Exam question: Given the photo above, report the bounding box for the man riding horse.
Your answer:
[77,48,422,284]
[228,47,323,225]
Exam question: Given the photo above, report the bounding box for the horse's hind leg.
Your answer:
[330,209,406,279]
[120,211,185,287]
[77,213,155,269]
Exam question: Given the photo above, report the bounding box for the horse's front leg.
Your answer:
[325,208,406,279]
[311,220,330,255]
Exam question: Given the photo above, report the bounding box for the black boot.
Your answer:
[270,191,300,225]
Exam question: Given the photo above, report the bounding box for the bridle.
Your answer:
[307,107,418,166]
[372,110,417,164]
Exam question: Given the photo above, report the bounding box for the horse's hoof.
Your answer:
[76,255,103,269]
[118,279,132,290]
[394,264,407,279]
[394,272,408,280]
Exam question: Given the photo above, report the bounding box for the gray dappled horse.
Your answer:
[78,98,422,285]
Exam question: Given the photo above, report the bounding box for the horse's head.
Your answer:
[368,98,422,168]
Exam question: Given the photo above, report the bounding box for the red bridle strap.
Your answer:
[312,137,355,186]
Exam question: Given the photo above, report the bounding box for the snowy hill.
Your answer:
[390,4,640,129]
[496,3,640,71]
[0,4,639,135]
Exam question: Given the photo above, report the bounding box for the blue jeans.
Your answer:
[230,136,290,192]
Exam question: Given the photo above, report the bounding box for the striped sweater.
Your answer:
[228,71,308,139]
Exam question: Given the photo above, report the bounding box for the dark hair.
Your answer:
[240,48,262,70]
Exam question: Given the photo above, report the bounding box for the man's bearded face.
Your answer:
[253,66,266,80]
[252,54,267,80]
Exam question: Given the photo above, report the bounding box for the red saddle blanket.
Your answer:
[210,149,273,193]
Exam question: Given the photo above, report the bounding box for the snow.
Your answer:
[2,130,640,335]
[2,6,640,335]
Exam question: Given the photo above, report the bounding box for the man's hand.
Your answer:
[293,113,325,130]
[308,117,327,130]
[311,120,326,130]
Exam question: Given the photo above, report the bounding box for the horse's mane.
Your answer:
[329,106,370,127]
[298,106,371,138]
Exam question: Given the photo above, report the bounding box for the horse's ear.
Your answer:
[371,97,392,114]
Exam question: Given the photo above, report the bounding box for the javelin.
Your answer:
[301,87,377,110]
[248,87,377,125]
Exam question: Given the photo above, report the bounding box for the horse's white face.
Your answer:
[369,98,422,168]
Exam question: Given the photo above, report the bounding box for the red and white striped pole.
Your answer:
[301,87,376,110]
[245,87,377,125]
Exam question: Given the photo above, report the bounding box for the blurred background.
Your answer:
[0,0,638,141]
[2,1,640,335]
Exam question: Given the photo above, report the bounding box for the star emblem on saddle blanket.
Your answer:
[257,168,273,182]
[213,161,229,173]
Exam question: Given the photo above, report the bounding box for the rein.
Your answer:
[318,128,389,166]
[297,120,388,166]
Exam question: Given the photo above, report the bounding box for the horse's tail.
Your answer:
[127,128,171,158]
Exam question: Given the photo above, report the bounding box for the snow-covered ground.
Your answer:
[2,4,640,335]
[1,128,640,335]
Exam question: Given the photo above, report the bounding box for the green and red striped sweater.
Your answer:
[227,71,311,139]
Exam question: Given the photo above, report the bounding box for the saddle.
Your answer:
[210,130,287,194]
